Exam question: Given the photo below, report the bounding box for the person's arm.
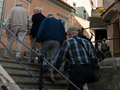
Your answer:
[51,40,69,81]
[61,22,68,46]
[60,34,67,48]
[27,11,32,30]
[63,35,67,43]
[36,19,46,43]
[89,42,99,67]
[29,15,36,38]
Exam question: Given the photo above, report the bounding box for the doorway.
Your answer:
[95,30,107,49]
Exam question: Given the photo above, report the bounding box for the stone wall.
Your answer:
[0,65,21,90]
[88,57,120,90]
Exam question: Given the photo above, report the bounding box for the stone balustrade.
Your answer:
[88,57,120,90]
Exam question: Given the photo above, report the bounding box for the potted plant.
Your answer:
[104,51,112,58]
[97,7,106,13]
[115,50,120,57]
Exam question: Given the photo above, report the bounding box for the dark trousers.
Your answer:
[68,65,93,90]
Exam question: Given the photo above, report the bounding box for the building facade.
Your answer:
[0,0,91,52]
[64,0,92,20]
[101,1,120,56]
[63,0,92,40]
[89,0,116,51]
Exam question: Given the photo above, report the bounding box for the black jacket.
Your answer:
[29,13,46,38]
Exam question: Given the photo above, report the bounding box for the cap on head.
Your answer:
[67,26,78,34]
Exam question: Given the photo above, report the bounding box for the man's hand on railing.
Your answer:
[5,29,9,34]
[37,42,40,46]
[27,29,30,35]
[29,35,33,40]
[51,74,56,81]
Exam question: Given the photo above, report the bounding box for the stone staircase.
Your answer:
[0,58,69,90]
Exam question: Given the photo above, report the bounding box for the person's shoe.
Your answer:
[17,57,21,61]
[29,59,35,63]
[42,65,49,73]
[3,57,9,59]
[49,77,55,83]
[30,60,34,63]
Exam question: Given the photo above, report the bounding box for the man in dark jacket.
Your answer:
[29,7,46,63]
[36,13,66,82]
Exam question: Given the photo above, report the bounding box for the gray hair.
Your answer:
[47,13,53,18]
[16,2,22,7]
[67,26,78,34]
[34,7,42,12]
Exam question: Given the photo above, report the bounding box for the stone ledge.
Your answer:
[99,57,120,68]
[0,64,21,90]
[88,57,120,90]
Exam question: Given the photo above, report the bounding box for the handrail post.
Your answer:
[0,0,6,40]
[38,55,44,90]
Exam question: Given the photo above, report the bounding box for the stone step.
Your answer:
[0,58,40,69]
[3,66,68,77]
[0,58,69,89]
[18,81,68,89]
[21,88,67,90]
[0,58,66,70]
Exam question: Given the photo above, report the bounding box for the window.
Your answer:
[83,9,87,19]
[57,13,68,31]
[21,0,32,3]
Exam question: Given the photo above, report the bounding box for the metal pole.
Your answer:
[113,34,115,56]
[38,55,44,90]
[0,0,6,40]
[84,21,120,30]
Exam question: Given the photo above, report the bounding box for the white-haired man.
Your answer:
[3,2,32,60]
[29,7,46,63]
[51,26,99,90]
[36,13,67,83]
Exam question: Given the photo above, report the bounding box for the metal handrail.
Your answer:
[0,40,48,90]
[0,21,81,90]
[84,21,120,30]
[92,37,120,43]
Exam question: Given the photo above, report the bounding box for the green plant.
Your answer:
[104,51,112,58]
[97,8,106,13]
[116,50,120,54]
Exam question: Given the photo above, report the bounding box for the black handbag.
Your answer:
[96,50,105,62]
[73,37,101,83]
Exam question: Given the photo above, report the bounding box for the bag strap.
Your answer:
[73,37,99,69]
[73,37,90,57]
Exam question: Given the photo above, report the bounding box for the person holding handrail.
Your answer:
[3,2,32,60]
[51,26,99,90]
